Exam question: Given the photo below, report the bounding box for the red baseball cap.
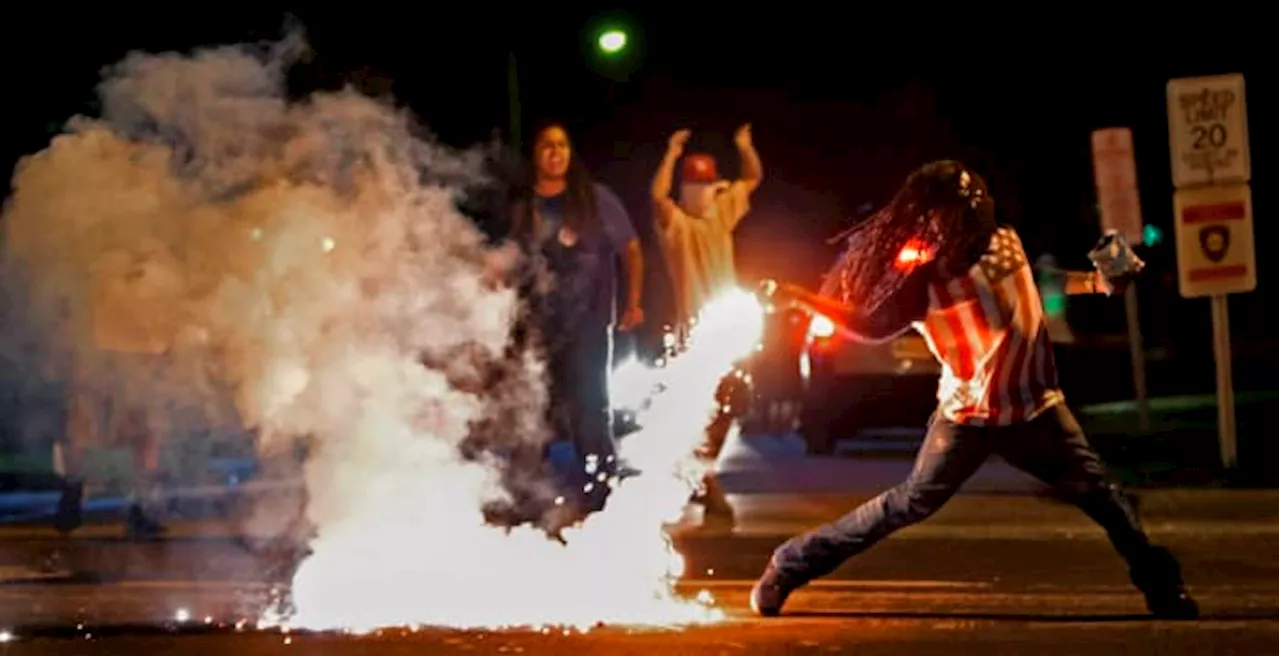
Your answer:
[681,153,718,183]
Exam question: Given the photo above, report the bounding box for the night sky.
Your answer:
[1,6,1272,358]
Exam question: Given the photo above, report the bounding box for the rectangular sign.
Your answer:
[1090,127,1143,242]
[1166,74,1250,187]
[1091,127,1139,190]
[1172,183,1256,298]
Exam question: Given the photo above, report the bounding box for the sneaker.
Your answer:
[54,481,84,535]
[1131,545,1199,620]
[1144,586,1200,620]
[749,564,798,617]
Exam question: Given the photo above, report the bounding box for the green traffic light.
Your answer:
[597,29,627,54]
[1042,292,1066,318]
[1037,267,1067,318]
[1142,224,1163,247]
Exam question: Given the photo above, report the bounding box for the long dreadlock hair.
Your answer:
[822,160,997,314]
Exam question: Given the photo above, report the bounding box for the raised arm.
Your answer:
[733,123,763,194]
[716,124,764,232]
[651,129,689,232]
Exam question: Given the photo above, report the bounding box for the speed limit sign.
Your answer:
[1166,74,1250,187]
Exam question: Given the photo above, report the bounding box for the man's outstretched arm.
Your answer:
[762,265,932,344]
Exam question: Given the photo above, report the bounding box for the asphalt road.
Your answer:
[0,490,1275,654]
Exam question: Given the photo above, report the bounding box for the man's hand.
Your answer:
[1085,269,1105,296]
[668,129,691,156]
[1098,268,1140,297]
[734,123,753,149]
[481,242,520,291]
[618,305,645,331]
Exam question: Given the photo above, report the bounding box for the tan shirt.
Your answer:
[656,181,752,322]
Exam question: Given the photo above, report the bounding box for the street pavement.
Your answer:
[0,483,1274,654]
[0,431,1274,654]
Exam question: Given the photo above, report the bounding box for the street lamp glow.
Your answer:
[597,29,627,54]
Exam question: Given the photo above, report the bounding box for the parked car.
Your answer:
[732,306,808,435]
[611,297,940,455]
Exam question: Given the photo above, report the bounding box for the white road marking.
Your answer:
[724,521,1278,538]
[0,566,78,583]
[678,579,991,589]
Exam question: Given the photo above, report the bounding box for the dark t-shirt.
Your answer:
[531,183,636,336]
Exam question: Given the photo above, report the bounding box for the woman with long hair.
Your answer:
[510,121,644,513]
[750,160,1198,620]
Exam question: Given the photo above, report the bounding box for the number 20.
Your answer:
[1191,123,1227,149]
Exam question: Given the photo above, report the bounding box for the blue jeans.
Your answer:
[771,404,1151,582]
[546,322,616,509]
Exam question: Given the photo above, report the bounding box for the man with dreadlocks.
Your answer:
[750,160,1198,620]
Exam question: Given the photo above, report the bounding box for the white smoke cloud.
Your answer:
[3,32,541,579]
[1,33,744,631]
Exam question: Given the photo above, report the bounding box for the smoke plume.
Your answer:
[3,32,549,601]
[1,33,743,631]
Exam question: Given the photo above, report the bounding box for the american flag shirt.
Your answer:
[913,227,1065,425]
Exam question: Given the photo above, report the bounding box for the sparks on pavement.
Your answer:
[282,288,763,632]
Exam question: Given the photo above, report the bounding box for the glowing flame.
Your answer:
[610,354,665,416]
[619,288,763,467]
[808,314,836,339]
[281,288,763,632]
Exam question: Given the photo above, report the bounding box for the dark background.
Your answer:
[1,5,1272,395]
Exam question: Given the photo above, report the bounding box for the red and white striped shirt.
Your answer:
[914,227,1064,425]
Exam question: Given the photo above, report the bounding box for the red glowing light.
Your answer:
[896,239,935,270]
[808,315,836,339]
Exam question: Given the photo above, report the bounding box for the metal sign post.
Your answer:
[1166,74,1253,469]
[1091,127,1148,431]
[1209,294,1235,467]
[1122,285,1148,431]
